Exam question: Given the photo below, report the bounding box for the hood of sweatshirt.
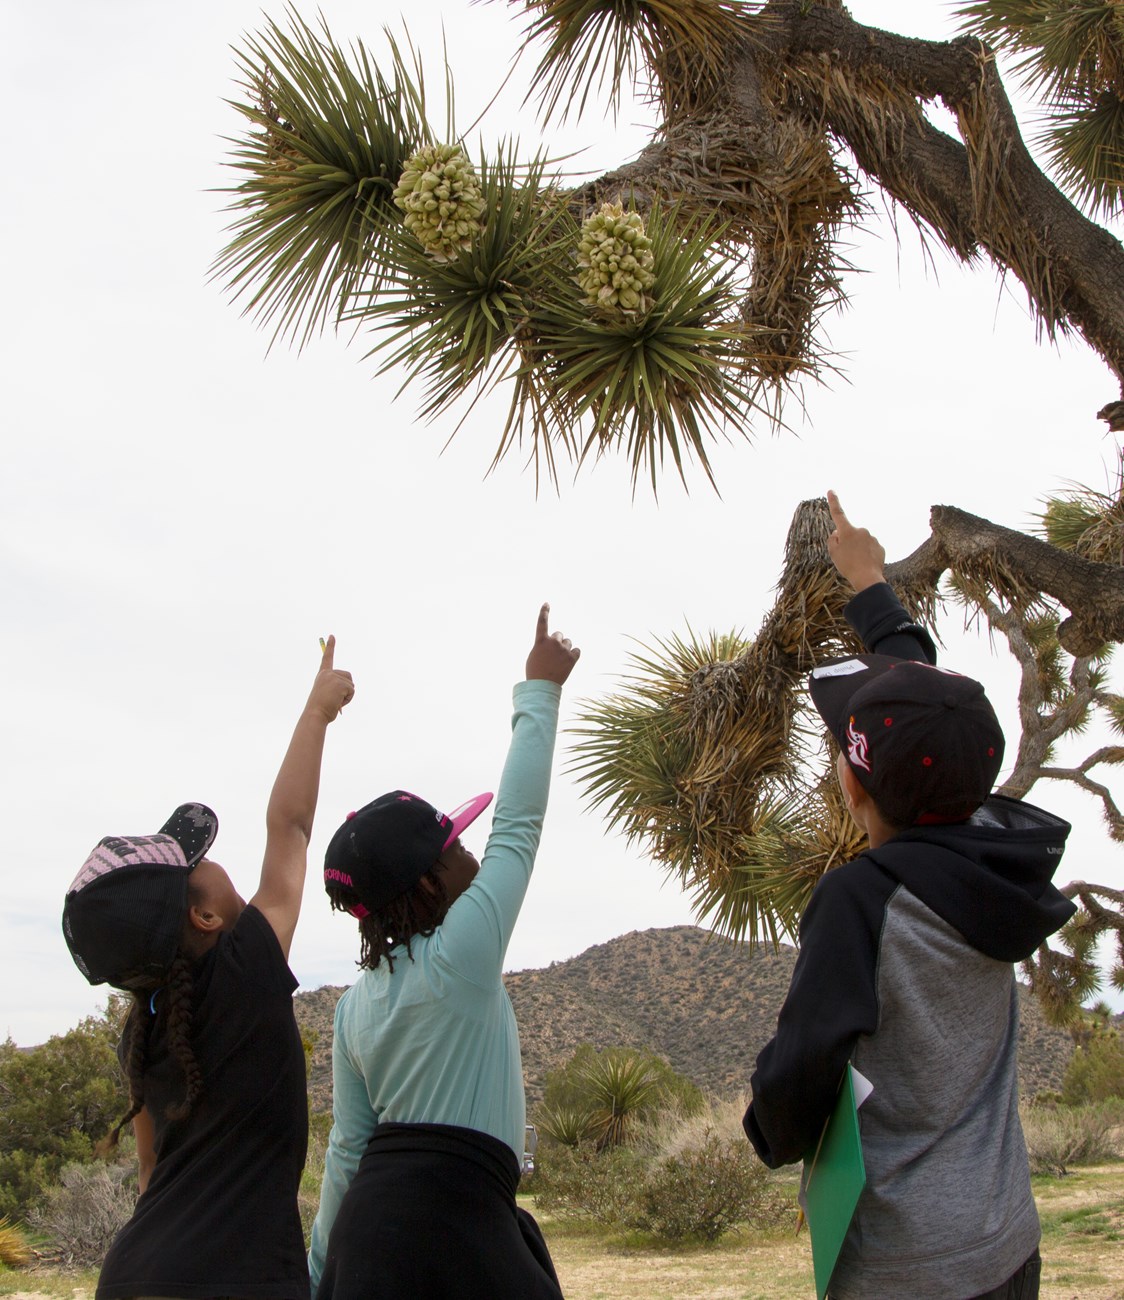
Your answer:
[863,795,1075,962]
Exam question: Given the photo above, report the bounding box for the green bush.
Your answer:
[1021,1100,1123,1176]
[533,1108,790,1244]
[299,1111,332,1247]
[1061,1031,1124,1105]
[633,1132,787,1242]
[533,1144,645,1226]
[0,1003,129,1221]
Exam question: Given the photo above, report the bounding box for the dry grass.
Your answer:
[3,1167,1123,1300]
[536,1163,1124,1300]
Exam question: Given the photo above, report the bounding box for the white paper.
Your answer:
[850,1065,874,1109]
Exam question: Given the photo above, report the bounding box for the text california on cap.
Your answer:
[809,655,1004,827]
[63,803,219,990]
[324,790,493,917]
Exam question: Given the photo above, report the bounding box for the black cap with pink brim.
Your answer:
[323,790,494,917]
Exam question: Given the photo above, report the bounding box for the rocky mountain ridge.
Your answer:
[295,925,1075,1115]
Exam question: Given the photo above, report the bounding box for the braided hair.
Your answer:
[330,868,450,973]
[99,953,203,1152]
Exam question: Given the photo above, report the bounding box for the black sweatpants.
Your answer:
[316,1122,563,1300]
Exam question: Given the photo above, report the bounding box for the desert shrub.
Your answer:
[299,1111,332,1246]
[0,1002,129,1221]
[533,1144,645,1225]
[1021,1100,1122,1176]
[534,1102,790,1245]
[0,1215,31,1268]
[28,1160,136,1266]
[542,1045,703,1121]
[633,1094,750,1160]
[1061,1032,1124,1106]
[632,1132,787,1242]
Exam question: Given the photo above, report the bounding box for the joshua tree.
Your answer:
[214,1,1124,1015]
[572,491,1124,1021]
[215,0,1124,488]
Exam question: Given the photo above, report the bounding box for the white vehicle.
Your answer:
[522,1123,538,1176]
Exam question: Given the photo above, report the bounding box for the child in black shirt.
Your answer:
[63,638,354,1300]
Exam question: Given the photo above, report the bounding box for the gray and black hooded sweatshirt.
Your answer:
[744,584,1075,1299]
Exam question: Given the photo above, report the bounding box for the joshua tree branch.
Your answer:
[886,506,1124,655]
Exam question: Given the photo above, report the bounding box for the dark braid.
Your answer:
[97,994,150,1155]
[330,869,450,973]
[162,953,202,1122]
[98,952,203,1152]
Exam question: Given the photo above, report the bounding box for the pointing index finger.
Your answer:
[536,602,550,641]
[320,634,335,671]
[826,489,850,533]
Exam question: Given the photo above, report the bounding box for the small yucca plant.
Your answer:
[537,1103,598,1148]
[0,1215,31,1268]
[576,1053,661,1150]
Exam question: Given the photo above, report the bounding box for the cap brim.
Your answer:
[808,654,903,741]
[158,803,219,868]
[442,792,494,850]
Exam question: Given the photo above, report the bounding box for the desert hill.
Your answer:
[295,925,1074,1115]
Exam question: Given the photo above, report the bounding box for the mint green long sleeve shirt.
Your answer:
[308,679,561,1291]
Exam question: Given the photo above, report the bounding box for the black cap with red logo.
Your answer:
[808,655,1005,828]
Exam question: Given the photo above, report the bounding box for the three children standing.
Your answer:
[64,497,1076,1300]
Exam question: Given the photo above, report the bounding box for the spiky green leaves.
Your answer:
[575,202,656,313]
[956,0,1124,213]
[519,0,746,121]
[357,149,567,442]
[508,205,763,491]
[393,144,486,261]
[568,626,861,945]
[363,185,763,491]
[214,10,429,347]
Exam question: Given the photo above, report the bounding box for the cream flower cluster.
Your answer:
[393,143,485,261]
[575,202,656,313]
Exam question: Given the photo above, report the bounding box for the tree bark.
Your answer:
[581,2,1124,423]
[888,505,1124,655]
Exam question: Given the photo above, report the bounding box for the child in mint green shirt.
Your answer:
[310,605,579,1300]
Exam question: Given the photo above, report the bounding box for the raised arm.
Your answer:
[827,490,936,665]
[250,636,354,958]
[436,605,579,981]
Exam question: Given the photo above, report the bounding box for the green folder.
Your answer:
[801,1064,868,1300]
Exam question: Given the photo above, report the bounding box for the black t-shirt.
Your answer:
[97,905,310,1300]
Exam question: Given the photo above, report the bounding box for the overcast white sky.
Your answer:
[4,0,1123,1045]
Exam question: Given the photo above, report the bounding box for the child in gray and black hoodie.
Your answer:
[745,493,1074,1300]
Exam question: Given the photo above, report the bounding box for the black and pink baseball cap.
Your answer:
[323,789,493,917]
[63,803,218,990]
[809,655,1005,827]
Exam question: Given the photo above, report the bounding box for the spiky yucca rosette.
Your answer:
[393,144,486,261]
[215,15,428,347]
[570,498,872,943]
[575,202,656,313]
